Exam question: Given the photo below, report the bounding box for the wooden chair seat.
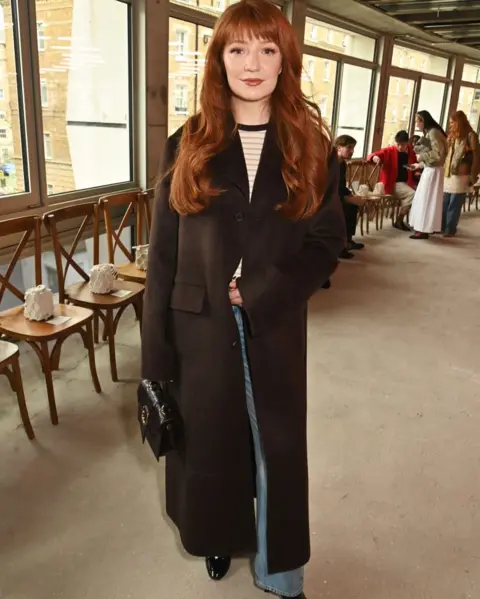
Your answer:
[0,341,34,440]
[0,304,93,341]
[115,261,147,284]
[66,279,144,307]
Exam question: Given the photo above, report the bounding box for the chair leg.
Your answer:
[84,320,102,393]
[40,341,58,425]
[93,313,99,344]
[11,356,35,440]
[105,309,119,382]
[135,297,143,337]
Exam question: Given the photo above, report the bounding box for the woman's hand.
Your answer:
[229,280,243,306]
[372,156,381,165]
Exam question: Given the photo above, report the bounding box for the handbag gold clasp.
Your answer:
[141,405,149,425]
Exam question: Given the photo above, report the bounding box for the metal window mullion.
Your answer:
[331,60,343,138]
[0,0,43,215]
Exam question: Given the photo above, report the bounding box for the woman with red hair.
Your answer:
[141,1,345,597]
[442,110,480,236]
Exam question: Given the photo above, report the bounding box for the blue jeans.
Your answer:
[442,192,466,235]
[233,306,304,597]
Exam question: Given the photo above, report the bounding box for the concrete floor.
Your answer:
[1,213,480,599]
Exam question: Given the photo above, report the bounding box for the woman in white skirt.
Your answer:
[409,111,448,239]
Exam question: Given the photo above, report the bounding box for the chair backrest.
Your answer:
[43,202,98,304]
[99,191,142,263]
[365,162,381,191]
[0,215,41,307]
[346,159,366,192]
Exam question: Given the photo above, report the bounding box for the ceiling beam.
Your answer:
[372,1,480,13]
[399,10,480,25]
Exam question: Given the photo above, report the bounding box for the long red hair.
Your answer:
[169,0,331,220]
[448,110,474,141]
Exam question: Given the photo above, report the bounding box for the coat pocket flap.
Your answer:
[169,282,205,314]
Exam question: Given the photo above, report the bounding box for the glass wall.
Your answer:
[168,18,213,135]
[417,79,446,126]
[392,45,449,78]
[35,0,132,196]
[458,86,480,131]
[462,63,480,85]
[301,54,338,126]
[0,1,28,197]
[304,18,376,62]
[336,64,373,153]
[382,77,415,146]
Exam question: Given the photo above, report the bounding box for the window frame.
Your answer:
[0,0,137,218]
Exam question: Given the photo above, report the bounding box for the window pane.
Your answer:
[170,0,282,17]
[35,0,132,195]
[304,18,376,62]
[392,45,449,78]
[336,65,372,157]
[462,63,480,84]
[457,86,480,132]
[0,1,28,196]
[382,77,415,147]
[417,80,445,127]
[301,54,337,127]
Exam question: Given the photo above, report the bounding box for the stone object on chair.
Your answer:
[24,285,55,321]
[134,245,149,271]
[89,264,118,294]
[358,184,370,197]
[373,182,385,196]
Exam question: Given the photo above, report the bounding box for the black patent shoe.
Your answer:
[206,556,231,580]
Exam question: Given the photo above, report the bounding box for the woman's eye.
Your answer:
[230,47,244,55]
[263,48,277,55]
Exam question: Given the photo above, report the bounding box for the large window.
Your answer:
[458,86,480,132]
[383,77,415,146]
[304,17,376,62]
[0,1,28,198]
[35,0,132,196]
[417,79,446,127]
[392,45,449,78]
[168,18,213,135]
[462,64,480,85]
[336,65,373,156]
[301,54,338,126]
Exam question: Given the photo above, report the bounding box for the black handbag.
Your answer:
[137,380,183,460]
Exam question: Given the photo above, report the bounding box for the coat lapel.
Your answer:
[250,124,287,210]
[212,131,250,202]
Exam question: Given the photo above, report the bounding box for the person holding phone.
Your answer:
[367,130,417,231]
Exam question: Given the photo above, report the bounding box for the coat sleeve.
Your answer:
[469,131,480,182]
[367,148,386,162]
[141,136,179,382]
[418,129,447,167]
[238,153,346,337]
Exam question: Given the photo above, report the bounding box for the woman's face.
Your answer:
[416,115,425,131]
[222,36,282,105]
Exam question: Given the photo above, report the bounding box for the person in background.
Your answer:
[409,135,423,185]
[367,130,417,231]
[409,111,448,239]
[442,110,480,237]
[336,134,364,259]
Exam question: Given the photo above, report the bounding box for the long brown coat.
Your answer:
[142,123,345,575]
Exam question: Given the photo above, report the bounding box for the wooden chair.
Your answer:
[346,159,366,194]
[140,188,154,240]
[364,162,391,232]
[0,340,34,439]
[99,191,147,285]
[0,216,101,426]
[43,203,144,382]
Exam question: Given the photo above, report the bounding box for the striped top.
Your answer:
[233,123,268,280]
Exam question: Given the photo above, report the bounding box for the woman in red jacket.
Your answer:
[368,130,417,231]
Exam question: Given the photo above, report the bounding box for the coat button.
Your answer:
[234,211,244,222]
[232,341,238,348]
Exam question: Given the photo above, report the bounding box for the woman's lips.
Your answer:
[242,79,264,86]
